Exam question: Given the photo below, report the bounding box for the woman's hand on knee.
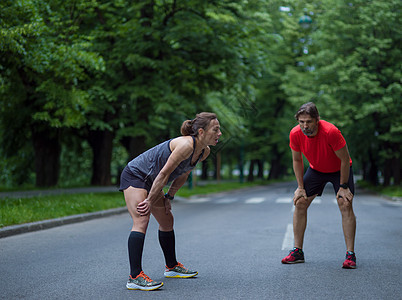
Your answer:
[137,199,151,216]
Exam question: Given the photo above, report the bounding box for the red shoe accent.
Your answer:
[342,252,357,269]
[281,248,305,264]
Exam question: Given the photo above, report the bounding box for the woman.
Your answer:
[119,112,222,291]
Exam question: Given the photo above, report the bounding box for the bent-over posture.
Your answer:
[281,102,357,269]
[120,112,222,290]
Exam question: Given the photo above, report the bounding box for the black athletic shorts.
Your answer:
[303,166,355,197]
[119,165,151,192]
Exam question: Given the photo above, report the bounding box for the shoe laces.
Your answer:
[137,271,152,282]
[290,248,302,254]
[346,254,355,260]
[167,262,186,270]
[177,262,185,269]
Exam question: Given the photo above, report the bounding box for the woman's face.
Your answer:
[203,119,222,146]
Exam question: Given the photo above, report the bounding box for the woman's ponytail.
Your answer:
[180,112,217,136]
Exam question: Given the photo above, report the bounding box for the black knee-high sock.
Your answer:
[128,231,145,278]
[158,230,178,268]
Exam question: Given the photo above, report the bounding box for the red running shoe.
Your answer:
[342,251,357,269]
[281,248,305,264]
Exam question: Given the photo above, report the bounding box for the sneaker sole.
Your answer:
[126,282,164,291]
[281,260,305,264]
[164,271,198,278]
[342,265,356,269]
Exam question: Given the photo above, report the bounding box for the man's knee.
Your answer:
[295,199,310,210]
[337,198,353,212]
[295,195,315,210]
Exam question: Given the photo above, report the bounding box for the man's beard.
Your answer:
[302,128,314,136]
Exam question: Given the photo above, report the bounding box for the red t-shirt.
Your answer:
[289,120,352,173]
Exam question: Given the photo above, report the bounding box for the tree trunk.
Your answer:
[268,146,286,180]
[87,130,114,185]
[268,158,282,180]
[392,156,401,185]
[248,159,256,182]
[367,148,379,185]
[216,152,221,182]
[257,159,264,179]
[121,136,147,162]
[201,160,208,180]
[383,158,392,187]
[32,126,61,187]
[391,144,401,185]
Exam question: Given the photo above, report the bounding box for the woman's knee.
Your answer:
[132,215,150,232]
[153,210,174,231]
[123,187,150,230]
[160,215,174,231]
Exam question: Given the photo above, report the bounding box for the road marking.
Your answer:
[216,198,237,204]
[276,197,324,204]
[276,197,292,203]
[187,197,211,203]
[281,223,294,250]
[245,197,265,204]
[184,196,355,205]
[312,198,322,204]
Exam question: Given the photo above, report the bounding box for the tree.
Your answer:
[244,0,313,180]
[0,0,104,186]
[282,0,401,185]
[81,0,278,185]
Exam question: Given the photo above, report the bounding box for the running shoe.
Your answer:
[164,262,198,278]
[126,271,164,291]
[281,247,305,264]
[342,251,357,269]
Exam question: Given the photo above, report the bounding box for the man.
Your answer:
[282,102,357,269]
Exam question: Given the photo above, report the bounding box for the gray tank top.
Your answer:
[127,136,204,189]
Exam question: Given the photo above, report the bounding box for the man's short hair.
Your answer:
[295,102,320,120]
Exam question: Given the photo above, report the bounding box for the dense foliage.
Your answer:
[0,0,400,188]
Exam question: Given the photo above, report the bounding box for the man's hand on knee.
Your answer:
[293,187,308,205]
[337,187,353,203]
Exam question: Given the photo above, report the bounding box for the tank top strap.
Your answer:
[190,136,205,166]
[191,136,197,154]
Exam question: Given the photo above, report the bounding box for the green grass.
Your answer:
[0,180,267,228]
[175,180,267,198]
[0,192,125,228]
[357,181,402,198]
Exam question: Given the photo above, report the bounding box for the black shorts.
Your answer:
[119,165,151,192]
[304,166,355,197]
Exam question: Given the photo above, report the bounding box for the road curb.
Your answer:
[0,206,128,239]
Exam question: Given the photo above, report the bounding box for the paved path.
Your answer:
[1,182,401,299]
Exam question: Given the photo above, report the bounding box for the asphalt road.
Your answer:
[1,182,401,300]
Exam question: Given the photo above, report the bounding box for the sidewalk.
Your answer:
[0,186,118,199]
